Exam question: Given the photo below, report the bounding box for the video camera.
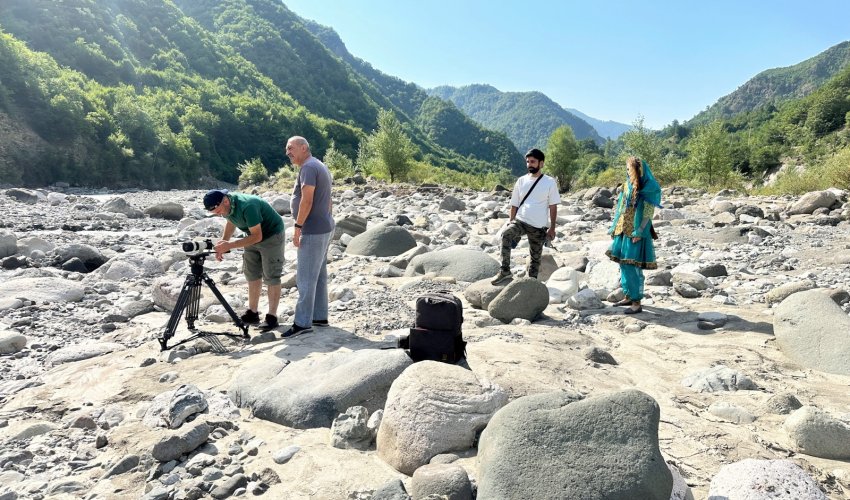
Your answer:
[182,238,214,255]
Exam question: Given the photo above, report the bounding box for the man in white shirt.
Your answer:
[492,148,561,284]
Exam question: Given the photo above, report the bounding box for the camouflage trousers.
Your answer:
[499,220,548,279]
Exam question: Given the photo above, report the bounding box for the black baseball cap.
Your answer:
[203,189,229,211]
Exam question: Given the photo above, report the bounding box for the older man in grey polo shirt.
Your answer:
[282,136,335,338]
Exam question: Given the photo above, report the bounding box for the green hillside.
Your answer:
[0,0,523,188]
[428,84,603,152]
[299,17,525,174]
[689,40,850,125]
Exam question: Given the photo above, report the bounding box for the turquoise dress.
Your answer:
[605,161,662,301]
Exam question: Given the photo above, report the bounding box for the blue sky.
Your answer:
[284,0,849,129]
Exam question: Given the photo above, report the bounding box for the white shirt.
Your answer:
[511,174,561,229]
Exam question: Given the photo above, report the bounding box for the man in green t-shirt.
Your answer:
[204,189,285,331]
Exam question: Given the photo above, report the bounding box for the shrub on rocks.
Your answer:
[477,389,673,500]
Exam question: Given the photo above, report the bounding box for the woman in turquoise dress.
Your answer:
[605,156,662,314]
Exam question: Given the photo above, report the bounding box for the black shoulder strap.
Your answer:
[518,175,544,208]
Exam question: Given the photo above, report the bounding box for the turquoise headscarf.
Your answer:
[610,160,663,238]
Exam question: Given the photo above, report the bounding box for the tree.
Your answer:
[545,125,580,191]
[366,109,417,182]
[237,157,269,186]
[621,115,664,169]
[683,121,734,186]
[322,140,353,178]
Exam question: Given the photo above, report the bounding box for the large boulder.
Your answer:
[0,277,85,304]
[16,237,55,259]
[774,289,850,375]
[102,197,144,218]
[787,190,838,215]
[585,256,621,291]
[0,330,26,354]
[487,278,550,323]
[345,221,416,257]
[783,406,850,460]
[377,361,508,475]
[0,231,17,258]
[464,279,504,310]
[97,252,165,280]
[233,349,412,429]
[708,459,827,499]
[334,214,367,240]
[50,244,108,272]
[405,247,499,282]
[546,267,581,304]
[439,195,466,212]
[144,202,184,221]
[477,390,673,500]
[5,188,39,204]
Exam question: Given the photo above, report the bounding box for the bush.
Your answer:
[821,147,850,189]
[322,141,354,178]
[237,157,269,187]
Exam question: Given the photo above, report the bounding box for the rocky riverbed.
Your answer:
[0,183,849,499]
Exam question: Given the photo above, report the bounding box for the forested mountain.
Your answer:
[564,108,631,140]
[298,17,524,173]
[0,0,523,188]
[689,41,850,125]
[427,84,603,153]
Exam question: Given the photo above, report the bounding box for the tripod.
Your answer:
[158,252,250,351]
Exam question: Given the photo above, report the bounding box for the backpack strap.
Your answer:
[518,175,544,208]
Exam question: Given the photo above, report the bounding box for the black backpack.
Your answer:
[398,291,466,363]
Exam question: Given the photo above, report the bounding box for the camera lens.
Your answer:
[182,242,197,252]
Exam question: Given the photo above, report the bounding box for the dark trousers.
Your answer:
[500,220,547,278]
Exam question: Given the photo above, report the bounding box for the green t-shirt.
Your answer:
[225,192,283,240]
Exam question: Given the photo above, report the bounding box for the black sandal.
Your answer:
[624,305,643,314]
[613,298,632,307]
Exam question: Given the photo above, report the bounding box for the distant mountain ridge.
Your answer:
[564,108,631,140]
[427,84,604,152]
[690,40,850,125]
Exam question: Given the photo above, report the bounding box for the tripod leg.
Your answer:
[160,275,199,350]
[185,276,202,330]
[203,274,250,337]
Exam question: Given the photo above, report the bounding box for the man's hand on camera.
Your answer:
[214,240,230,261]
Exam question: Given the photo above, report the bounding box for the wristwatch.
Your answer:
[294,223,303,229]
